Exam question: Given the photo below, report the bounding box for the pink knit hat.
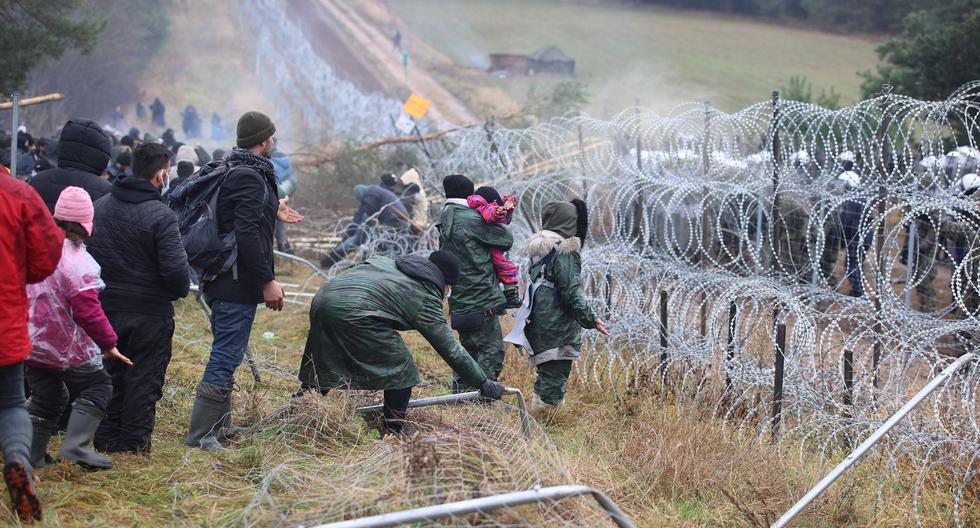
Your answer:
[54,186,94,236]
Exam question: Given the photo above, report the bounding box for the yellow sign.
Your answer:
[402,93,432,120]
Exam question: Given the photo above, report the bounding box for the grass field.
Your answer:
[11,257,963,527]
[388,0,883,116]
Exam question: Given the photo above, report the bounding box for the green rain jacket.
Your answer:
[522,230,597,366]
[437,200,514,315]
[300,255,488,390]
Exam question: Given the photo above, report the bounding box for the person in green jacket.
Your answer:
[508,199,610,411]
[437,175,515,392]
[297,251,505,435]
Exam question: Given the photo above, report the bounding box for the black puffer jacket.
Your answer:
[88,176,191,317]
[29,119,112,213]
[201,147,279,305]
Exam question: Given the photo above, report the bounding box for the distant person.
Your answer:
[393,29,402,51]
[150,97,166,128]
[211,113,225,141]
[297,251,504,435]
[167,160,195,196]
[399,168,428,228]
[0,170,62,522]
[29,118,112,213]
[319,183,411,269]
[26,187,130,471]
[161,128,178,148]
[110,106,125,130]
[135,101,146,121]
[107,149,132,182]
[182,105,202,139]
[14,132,36,179]
[380,172,398,192]
[89,143,190,454]
[271,146,297,253]
[33,138,55,173]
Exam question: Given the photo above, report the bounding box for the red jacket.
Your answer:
[0,169,64,366]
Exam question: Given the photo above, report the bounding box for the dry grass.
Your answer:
[4,260,966,527]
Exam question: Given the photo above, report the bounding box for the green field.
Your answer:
[390,0,883,115]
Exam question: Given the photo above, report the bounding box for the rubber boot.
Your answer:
[530,394,560,417]
[183,382,229,452]
[218,390,245,442]
[58,400,112,470]
[3,455,41,522]
[28,416,55,469]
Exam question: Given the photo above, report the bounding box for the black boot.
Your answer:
[58,400,112,470]
[218,389,246,442]
[28,416,55,469]
[184,382,229,452]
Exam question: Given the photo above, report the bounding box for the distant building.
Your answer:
[489,45,575,76]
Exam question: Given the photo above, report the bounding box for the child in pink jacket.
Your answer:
[467,186,521,308]
[25,187,131,470]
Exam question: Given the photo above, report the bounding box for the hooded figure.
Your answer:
[505,199,607,411]
[298,252,505,435]
[29,119,112,213]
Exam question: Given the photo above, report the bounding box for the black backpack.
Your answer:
[168,160,267,283]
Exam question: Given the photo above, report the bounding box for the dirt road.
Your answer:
[317,0,478,126]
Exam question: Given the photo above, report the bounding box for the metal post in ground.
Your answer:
[659,290,669,383]
[771,320,787,441]
[872,83,894,389]
[842,347,854,418]
[725,302,738,391]
[904,219,917,307]
[699,102,712,338]
[9,93,19,178]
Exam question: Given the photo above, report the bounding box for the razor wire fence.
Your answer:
[282,83,980,526]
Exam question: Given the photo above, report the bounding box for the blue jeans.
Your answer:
[201,299,257,389]
[0,362,31,463]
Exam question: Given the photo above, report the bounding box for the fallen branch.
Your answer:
[291,113,522,166]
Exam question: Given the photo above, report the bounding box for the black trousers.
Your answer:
[306,386,412,435]
[94,312,175,453]
[381,387,412,434]
[26,365,112,421]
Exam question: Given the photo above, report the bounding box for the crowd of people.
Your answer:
[0,107,613,522]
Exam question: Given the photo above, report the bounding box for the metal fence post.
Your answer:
[700,102,712,338]
[872,83,894,389]
[725,302,737,391]
[9,93,19,178]
[768,91,788,441]
[904,219,917,306]
[842,347,854,417]
[659,290,669,383]
[771,322,787,441]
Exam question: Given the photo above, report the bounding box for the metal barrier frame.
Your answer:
[772,352,977,527]
[356,388,532,438]
[311,484,636,528]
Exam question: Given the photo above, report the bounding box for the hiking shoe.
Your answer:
[4,461,41,522]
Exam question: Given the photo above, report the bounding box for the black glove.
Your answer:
[479,379,505,401]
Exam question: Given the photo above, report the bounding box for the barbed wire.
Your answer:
[288,84,980,526]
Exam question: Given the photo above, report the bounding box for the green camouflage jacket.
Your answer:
[437,200,513,314]
[523,230,597,365]
[300,255,487,390]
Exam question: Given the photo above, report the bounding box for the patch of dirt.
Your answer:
[283,0,388,95]
[317,0,479,125]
